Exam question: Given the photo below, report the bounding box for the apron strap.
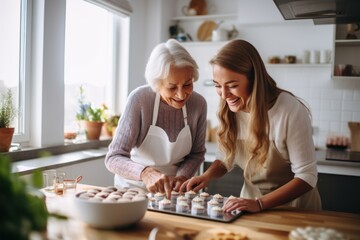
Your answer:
[182,105,188,126]
[152,94,161,125]
[153,93,188,126]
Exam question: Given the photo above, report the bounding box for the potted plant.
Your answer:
[104,114,121,137]
[75,85,108,140]
[0,89,17,152]
[84,103,108,140]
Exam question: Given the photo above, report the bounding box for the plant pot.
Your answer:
[85,121,104,140]
[0,127,14,152]
[103,122,113,137]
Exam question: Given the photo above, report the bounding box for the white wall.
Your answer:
[128,0,149,92]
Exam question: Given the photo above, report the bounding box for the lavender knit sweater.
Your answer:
[105,85,207,181]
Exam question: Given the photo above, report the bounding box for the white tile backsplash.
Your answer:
[196,65,360,149]
[355,91,360,101]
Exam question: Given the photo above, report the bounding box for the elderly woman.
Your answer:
[105,39,207,198]
[181,39,321,213]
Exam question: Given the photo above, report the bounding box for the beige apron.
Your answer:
[236,140,321,210]
[115,93,192,190]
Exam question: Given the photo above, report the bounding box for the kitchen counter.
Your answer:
[44,184,360,240]
[205,142,360,177]
[10,142,360,177]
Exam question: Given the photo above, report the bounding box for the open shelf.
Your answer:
[335,39,360,47]
[171,14,237,21]
[265,64,331,68]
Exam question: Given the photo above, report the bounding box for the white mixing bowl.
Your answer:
[74,190,148,229]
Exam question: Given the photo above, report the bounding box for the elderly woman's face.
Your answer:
[212,64,251,112]
[158,66,194,109]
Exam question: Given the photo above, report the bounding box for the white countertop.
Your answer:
[12,148,108,175]
[205,142,360,177]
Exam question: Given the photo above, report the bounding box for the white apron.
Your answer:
[115,93,192,190]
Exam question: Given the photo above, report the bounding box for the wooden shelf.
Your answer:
[265,64,331,68]
[180,41,228,46]
[171,14,237,21]
[335,39,360,47]
[332,76,360,80]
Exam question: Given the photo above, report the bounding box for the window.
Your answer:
[64,0,130,141]
[64,0,113,135]
[0,0,29,142]
[0,0,130,149]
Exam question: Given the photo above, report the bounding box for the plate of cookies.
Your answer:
[147,190,243,223]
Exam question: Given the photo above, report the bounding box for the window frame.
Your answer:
[12,0,31,143]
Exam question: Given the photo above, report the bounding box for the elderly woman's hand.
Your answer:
[172,175,187,192]
[223,197,262,213]
[141,167,176,199]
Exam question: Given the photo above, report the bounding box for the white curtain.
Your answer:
[83,0,133,16]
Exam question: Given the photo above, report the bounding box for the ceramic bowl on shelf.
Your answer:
[284,55,297,64]
[73,187,148,229]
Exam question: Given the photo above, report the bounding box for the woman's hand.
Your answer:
[179,175,210,193]
[223,197,261,213]
[140,167,176,199]
[172,175,187,192]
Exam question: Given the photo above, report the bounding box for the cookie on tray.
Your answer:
[170,190,180,203]
[191,204,205,215]
[176,201,189,213]
[185,190,197,200]
[212,193,224,205]
[154,192,165,202]
[148,197,156,208]
[199,192,211,201]
[158,198,172,210]
[176,195,188,205]
[192,196,204,206]
[210,206,224,218]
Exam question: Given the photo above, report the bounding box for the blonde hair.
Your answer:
[210,40,308,178]
[145,39,199,91]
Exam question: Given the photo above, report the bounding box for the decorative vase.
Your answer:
[0,127,15,152]
[85,121,104,140]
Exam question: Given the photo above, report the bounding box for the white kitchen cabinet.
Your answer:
[55,158,114,187]
[332,24,360,80]
[20,158,114,187]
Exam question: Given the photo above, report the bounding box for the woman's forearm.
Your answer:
[259,178,313,210]
[203,159,228,180]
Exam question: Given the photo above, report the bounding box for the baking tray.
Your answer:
[147,199,244,223]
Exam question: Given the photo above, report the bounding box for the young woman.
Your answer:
[105,39,207,199]
[181,39,321,213]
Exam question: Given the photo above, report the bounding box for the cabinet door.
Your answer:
[56,158,114,187]
[203,162,244,196]
[317,173,360,214]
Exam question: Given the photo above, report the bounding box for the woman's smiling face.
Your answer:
[212,64,251,112]
[158,66,194,109]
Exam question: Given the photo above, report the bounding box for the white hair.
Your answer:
[144,39,199,91]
